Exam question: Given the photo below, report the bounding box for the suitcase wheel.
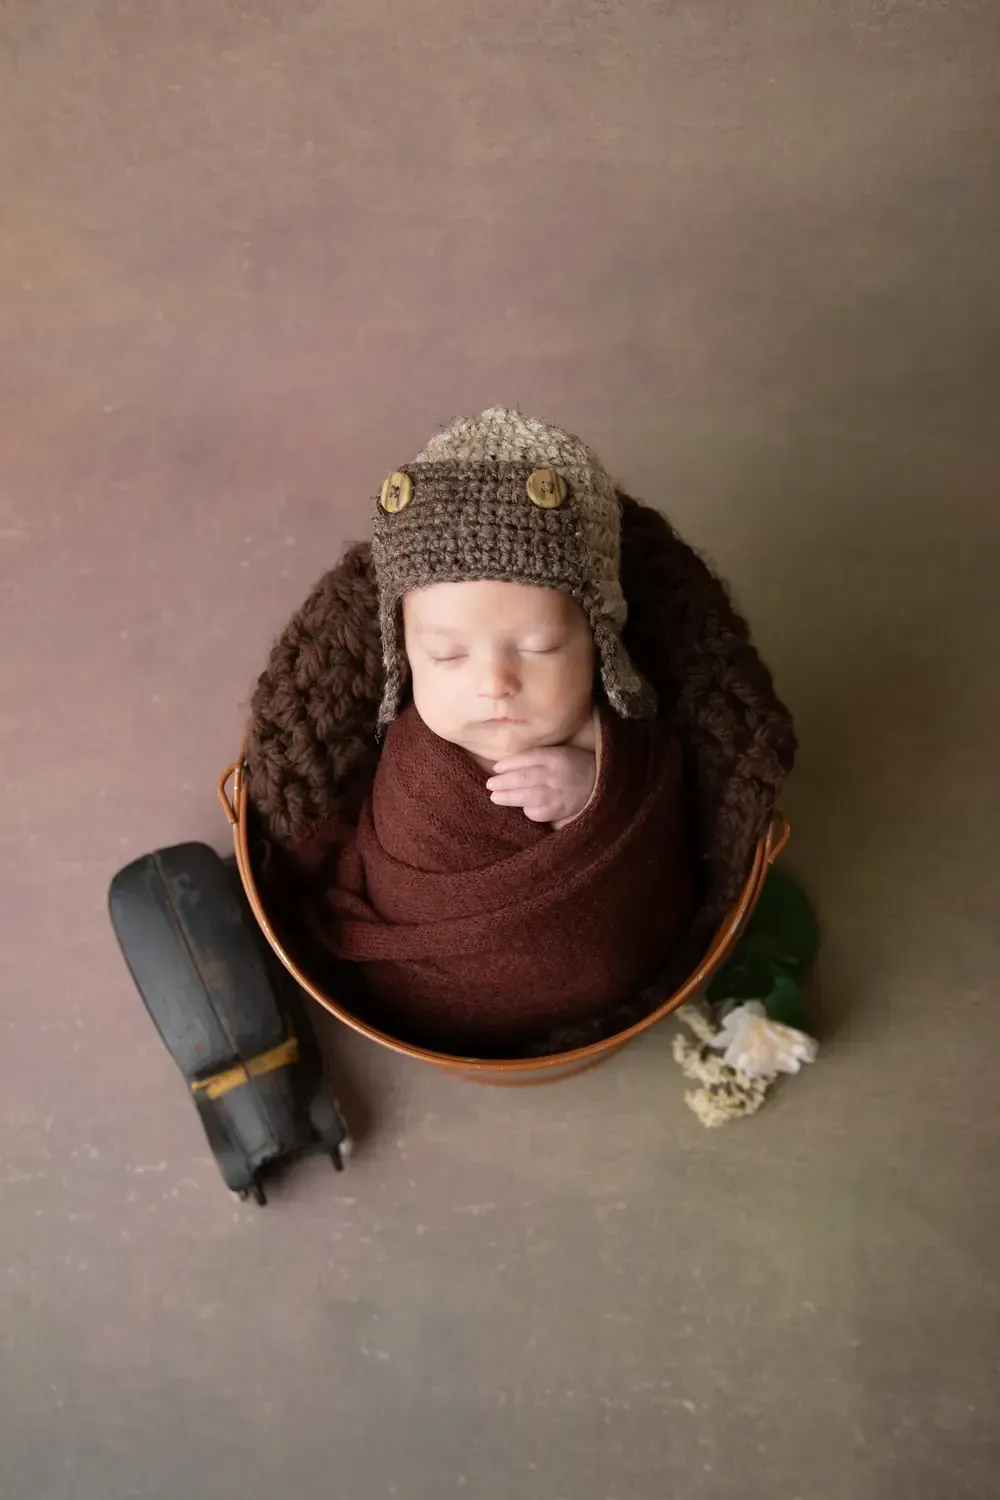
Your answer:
[308,1092,349,1170]
[232,1180,267,1206]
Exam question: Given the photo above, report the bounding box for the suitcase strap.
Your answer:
[190,1035,300,1102]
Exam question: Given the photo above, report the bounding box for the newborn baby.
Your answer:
[246,413,797,1060]
[290,410,697,1056]
[404,578,599,828]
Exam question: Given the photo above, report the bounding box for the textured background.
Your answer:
[2,3,999,1498]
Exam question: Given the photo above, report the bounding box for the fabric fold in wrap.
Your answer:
[310,703,696,1055]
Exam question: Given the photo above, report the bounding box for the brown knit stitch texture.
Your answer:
[617,494,797,919]
[245,492,796,928]
[245,540,383,848]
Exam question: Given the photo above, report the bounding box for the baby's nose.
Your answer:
[477,653,519,698]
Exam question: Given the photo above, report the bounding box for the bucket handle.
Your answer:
[766,811,791,864]
[217,761,242,827]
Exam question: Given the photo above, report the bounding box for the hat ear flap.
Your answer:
[377,596,411,732]
[592,614,658,720]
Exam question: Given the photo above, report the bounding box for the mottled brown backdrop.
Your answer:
[2,4,998,1499]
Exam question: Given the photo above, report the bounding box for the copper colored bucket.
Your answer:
[218,759,790,1085]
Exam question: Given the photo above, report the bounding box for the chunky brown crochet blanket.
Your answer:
[245,494,796,1049]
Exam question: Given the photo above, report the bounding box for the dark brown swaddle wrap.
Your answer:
[313,702,694,1055]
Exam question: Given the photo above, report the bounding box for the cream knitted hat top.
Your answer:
[371,407,656,728]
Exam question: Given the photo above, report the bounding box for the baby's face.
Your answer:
[402,580,595,766]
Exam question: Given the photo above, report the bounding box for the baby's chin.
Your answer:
[456,719,549,766]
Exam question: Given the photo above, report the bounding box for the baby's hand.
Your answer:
[486,746,597,826]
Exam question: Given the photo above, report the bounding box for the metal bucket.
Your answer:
[218,759,789,1085]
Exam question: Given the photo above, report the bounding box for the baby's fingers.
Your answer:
[486,767,552,793]
[489,786,537,807]
[490,749,559,776]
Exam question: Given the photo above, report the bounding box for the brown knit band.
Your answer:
[374,462,593,593]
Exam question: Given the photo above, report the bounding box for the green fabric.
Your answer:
[706,867,819,1029]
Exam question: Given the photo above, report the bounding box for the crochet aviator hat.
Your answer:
[371,407,655,727]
